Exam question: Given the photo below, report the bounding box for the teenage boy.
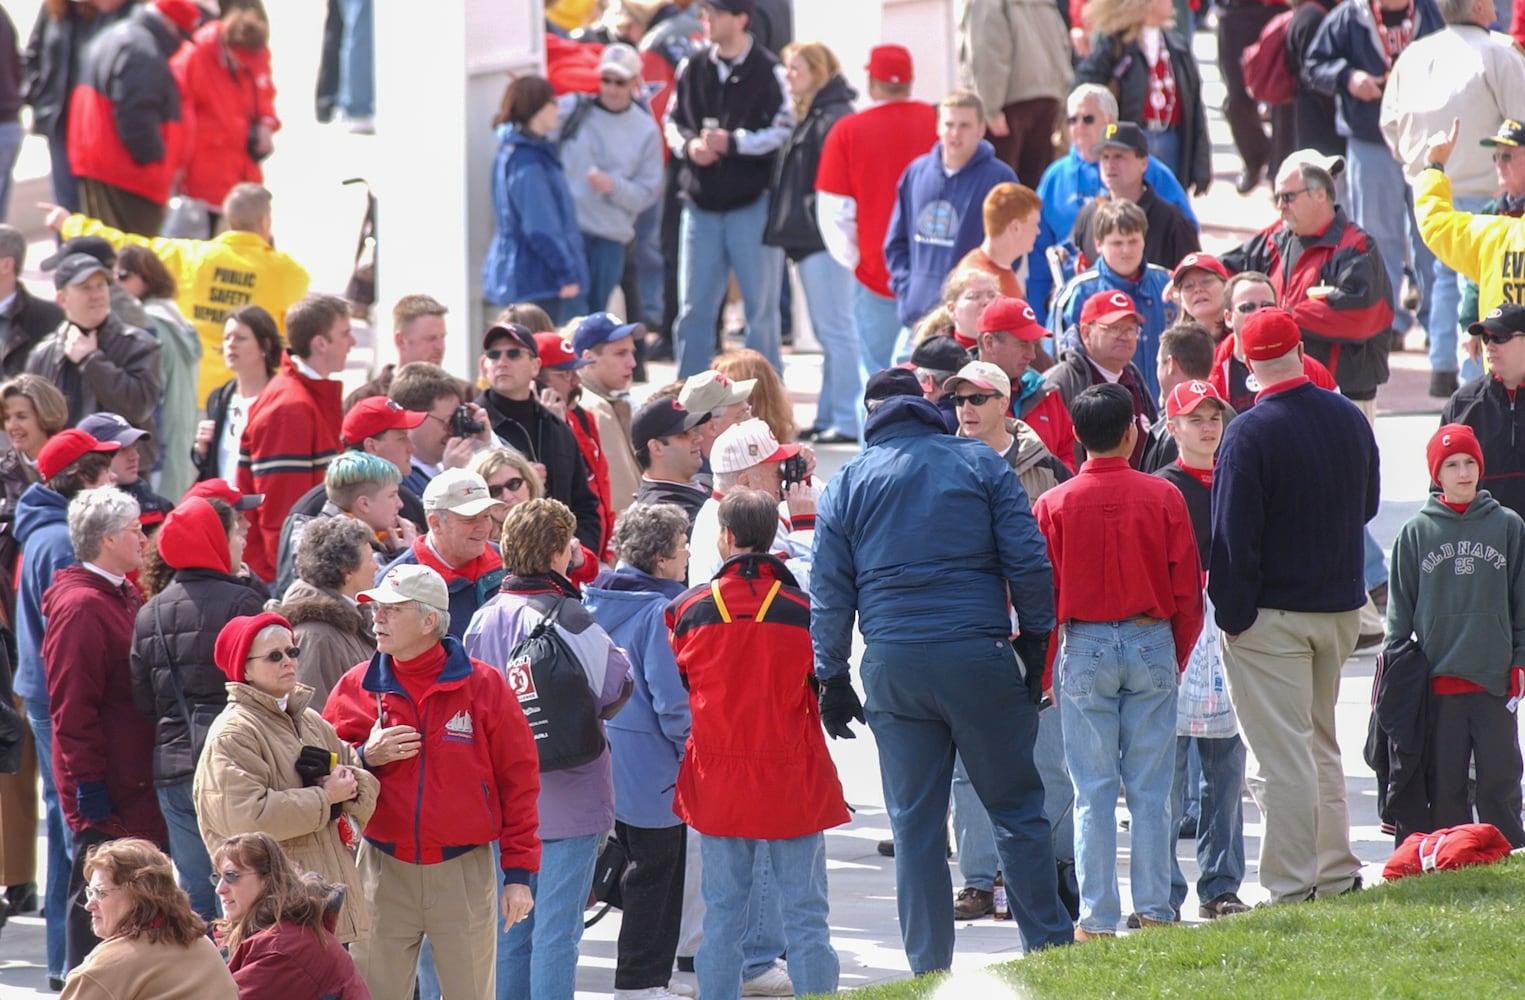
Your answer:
[1385,424,1525,848]
[1032,383,1203,940]
[1154,380,1251,920]
[574,312,642,515]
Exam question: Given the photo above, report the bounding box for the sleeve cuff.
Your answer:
[502,867,533,886]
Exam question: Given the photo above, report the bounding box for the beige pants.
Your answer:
[1219,608,1363,903]
[351,842,498,1000]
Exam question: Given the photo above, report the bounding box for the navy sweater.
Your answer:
[1207,380,1379,634]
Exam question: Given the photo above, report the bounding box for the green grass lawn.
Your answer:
[833,855,1525,999]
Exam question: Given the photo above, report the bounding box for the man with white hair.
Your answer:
[1029,83,1197,325]
[688,418,815,585]
[323,563,540,1000]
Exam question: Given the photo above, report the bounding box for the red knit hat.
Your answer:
[1427,423,1484,486]
[157,498,230,574]
[1239,308,1302,362]
[214,612,292,685]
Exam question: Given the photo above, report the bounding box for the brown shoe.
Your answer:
[953,887,994,920]
[1135,916,1176,928]
[1073,926,1116,942]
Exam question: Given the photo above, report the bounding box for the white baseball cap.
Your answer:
[711,418,800,474]
[423,468,504,517]
[358,564,450,612]
[680,370,756,414]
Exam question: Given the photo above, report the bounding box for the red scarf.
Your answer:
[1369,0,1415,65]
[1176,457,1214,490]
[410,536,500,583]
[1143,42,1181,128]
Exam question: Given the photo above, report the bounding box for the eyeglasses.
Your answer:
[208,869,265,888]
[1494,151,1516,164]
[1477,331,1520,345]
[489,478,525,498]
[484,347,530,362]
[600,75,630,86]
[83,884,118,904]
[1066,114,1097,125]
[1234,301,1278,314]
[953,393,999,407]
[1094,322,1139,337]
[245,646,300,664]
[1274,188,1308,206]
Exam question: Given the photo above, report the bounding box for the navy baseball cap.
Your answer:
[572,312,644,356]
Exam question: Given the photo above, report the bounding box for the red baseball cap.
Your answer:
[866,45,913,85]
[182,478,265,511]
[36,429,120,480]
[1239,308,1302,362]
[342,397,428,447]
[978,296,1046,341]
[1079,290,1143,327]
[1171,252,1229,287]
[533,331,592,371]
[1166,379,1226,418]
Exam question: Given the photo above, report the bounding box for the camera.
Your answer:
[451,405,485,438]
[780,454,808,490]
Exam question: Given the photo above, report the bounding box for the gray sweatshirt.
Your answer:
[554,94,665,244]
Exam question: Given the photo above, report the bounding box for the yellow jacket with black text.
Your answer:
[1415,168,1525,320]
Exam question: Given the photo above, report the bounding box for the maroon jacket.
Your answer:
[228,914,371,999]
[43,566,166,840]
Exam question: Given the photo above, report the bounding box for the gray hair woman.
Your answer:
[581,503,693,995]
[271,517,377,711]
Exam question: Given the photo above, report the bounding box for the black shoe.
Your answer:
[1199,892,1251,918]
[676,956,695,974]
[877,838,895,857]
[1339,874,1364,896]
[1235,164,1264,195]
[1428,370,1460,398]
[646,336,674,363]
[5,882,36,915]
[1178,815,1198,840]
[810,430,859,445]
[48,976,65,992]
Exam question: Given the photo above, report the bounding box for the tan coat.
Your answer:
[272,580,375,712]
[193,681,378,943]
[60,934,237,1000]
[581,375,640,513]
[957,0,1074,113]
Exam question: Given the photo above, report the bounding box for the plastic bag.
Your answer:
[1177,596,1237,738]
[161,195,211,240]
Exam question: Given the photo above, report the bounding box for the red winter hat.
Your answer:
[1427,423,1484,486]
[1239,308,1302,362]
[157,498,230,574]
[214,612,292,685]
[154,0,202,36]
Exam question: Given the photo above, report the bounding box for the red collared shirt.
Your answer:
[1033,456,1205,669]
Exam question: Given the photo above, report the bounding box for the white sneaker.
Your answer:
[347,115,376,135]
[666,983,698,998]
[613,989,691,999]
[741,963,794,996]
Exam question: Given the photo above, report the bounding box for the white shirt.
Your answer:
[81,561,126,587]
[219,391,259,485]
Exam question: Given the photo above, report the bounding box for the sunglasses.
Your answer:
[1234,301,1278,314]
[1477,331,1520,345]
[489,478,526,498]
[245,646,300,664]
[953,393,998,407]
[208,868,266,888]
[484,347,530,362]
[1067,113,1097,125]
[1274,188,1309,206]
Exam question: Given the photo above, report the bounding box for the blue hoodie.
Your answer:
[14,483,77,705]
[1050,257,1178,401]
[883,139,1018,327]
[482,124,590,306]
[811,395,1055,681]
[583,565,689,829]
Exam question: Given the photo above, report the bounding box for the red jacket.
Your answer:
[228,916,370,999]
[1016,385,1078,474]
[567,405,615,563]
[237,356,343,581]
[666,554,849,839]
[322,638,542,879]
[171,20,279,207]
[67,6,188,207]
[43,567,166,841]
[1209,334,1339,413]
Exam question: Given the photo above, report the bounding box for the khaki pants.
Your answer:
[1219,608,1363,903]
[351,842,498,1000]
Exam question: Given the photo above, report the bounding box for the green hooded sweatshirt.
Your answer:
[1386,490,1525,694]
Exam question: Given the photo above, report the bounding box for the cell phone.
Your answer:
[451,404,485,438]
[780,454,807,490]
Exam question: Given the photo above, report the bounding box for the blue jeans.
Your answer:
[1428,194,1490,377]
[950,753,998,891]
[633,200,664,322]
[1364,528,1388,591]
[853,280,902,380]
[1169,735,1247,909]
[417,936,441,1000]
[863,637,1071,972]
[0,121,23,223]
[581,233,627,317]
[25,701,72,979]
[697,833,837,1000]
[675,196,784,378]
[1057,620,1179,931]
[338,0,374,118]
[1034,701,1074,861]
[498,832,599,1000]
[47,133,80,213]
[157,781,218,922]
[795,251,862,436]
[1145,128,1184,189]
[534,296,577,328]
[1346,136,1433,333]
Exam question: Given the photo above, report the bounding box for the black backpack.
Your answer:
[504,598,605,772]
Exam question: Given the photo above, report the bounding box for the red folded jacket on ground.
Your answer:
[1383,823,1515,880]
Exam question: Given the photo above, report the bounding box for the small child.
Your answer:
[1386,424,1525,847]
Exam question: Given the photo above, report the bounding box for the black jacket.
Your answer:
[1363,638,1433,844]
[25,312,161,433]
[668,40,788,212]
[1073,185,1200,273]
[1441,376,1525,522]
[764,74,856,260]
[1289,0,1343,158]
[1076,30,1212,194]
[129,567,267,786]
[0,283,64,377]
[633,477,708,532]
[195,379,238,483]
[20,2,129,139]
[477,389,603,551]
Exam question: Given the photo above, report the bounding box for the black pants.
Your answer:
[1216,4,1296,177]
[64,826,113,974]
[315,0,344,122]
[614,822,687,990]
[1430,691,1525,847]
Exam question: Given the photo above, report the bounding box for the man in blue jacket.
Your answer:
[810,369,1072,973]
[883,90,1017,361]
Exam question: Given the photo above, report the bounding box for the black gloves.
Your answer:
[819,675,865,740]
[295,745,343,822]
[1012,632,1051,706]
[77,781,112,824]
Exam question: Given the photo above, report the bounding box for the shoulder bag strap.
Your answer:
[152,601,197,737]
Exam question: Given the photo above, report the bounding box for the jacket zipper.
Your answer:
[413,697,430,861]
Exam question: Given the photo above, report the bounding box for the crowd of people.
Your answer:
[0,0,1523,998]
